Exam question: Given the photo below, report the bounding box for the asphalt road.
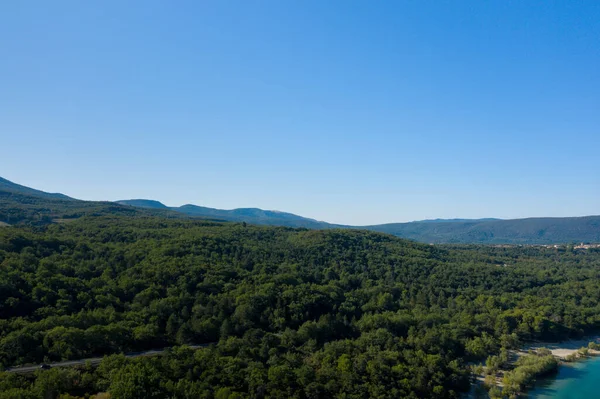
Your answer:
[4,343,213,374]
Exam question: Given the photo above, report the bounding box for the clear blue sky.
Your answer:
[1,1,598,225]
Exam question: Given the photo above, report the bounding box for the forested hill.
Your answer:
[114,199,600,244]
[116,199,336,229]
[2,177,600,397]
[117,198,600,244]
[1,215,600,398]
[0,178,183,226]
[2,176,599,243]
[0,176,73,200]
[116,199,169,209]
[366,216,600,244]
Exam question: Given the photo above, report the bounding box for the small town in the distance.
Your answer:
[1,174,600,399]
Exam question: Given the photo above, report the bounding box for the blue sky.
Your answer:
[1,1,598,225]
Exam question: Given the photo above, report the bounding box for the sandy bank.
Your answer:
[520,336,600,360]
[466,336,600,397]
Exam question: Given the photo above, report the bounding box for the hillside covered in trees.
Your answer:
[1,214,600,398]
[366,216,600,244]
[0,178,184,226]
[3,175,599,244]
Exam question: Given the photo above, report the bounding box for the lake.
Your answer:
[527,356,600,398]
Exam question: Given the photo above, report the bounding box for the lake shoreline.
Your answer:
[468,336,600,398]
[525,353,600,398]
[520,336,600,361]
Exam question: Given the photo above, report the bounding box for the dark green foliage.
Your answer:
[502,353,558,396]
[1,176,600,397]
[0,215,600,398]
[0,190,185,226]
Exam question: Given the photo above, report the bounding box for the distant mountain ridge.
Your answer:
[0,177,182,226]
[365,216,600,244]
[117,198,600,244]
[0,176,73,200]
[116,199,169,209]
[411,218,501,223]
[1,176,599,244]
[117,200,335,229]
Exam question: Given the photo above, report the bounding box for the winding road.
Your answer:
[4,343,214,374]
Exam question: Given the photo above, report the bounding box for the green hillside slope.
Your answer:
[0,176,73,200]
[116,199,169,209]
[1,215,600,397]
[368,216,600,244]
[1,176,598,244]
[174,204,335,228]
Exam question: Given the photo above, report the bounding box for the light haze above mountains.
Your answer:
[3,1,599,226]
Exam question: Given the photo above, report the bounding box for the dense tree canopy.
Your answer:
[1,216,599,398]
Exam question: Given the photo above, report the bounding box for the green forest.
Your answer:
[1,215,600,398]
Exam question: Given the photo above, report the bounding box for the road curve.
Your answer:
[4,343,214,374]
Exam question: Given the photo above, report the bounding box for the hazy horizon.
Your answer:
[2,1,599,225]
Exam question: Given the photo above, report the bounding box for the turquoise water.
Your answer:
[527,357,600,398]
